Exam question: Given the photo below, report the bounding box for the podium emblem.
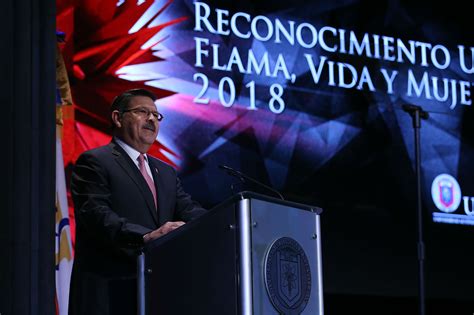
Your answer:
[265,237,311,314]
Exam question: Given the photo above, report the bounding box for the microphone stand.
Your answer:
[402,104,428,315]
[219,165,285,200]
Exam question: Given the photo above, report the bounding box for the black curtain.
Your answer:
[0,0,56,314]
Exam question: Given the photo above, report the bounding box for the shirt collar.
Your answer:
[114,137,148,163]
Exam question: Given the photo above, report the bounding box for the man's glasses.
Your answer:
[122,107,164,121]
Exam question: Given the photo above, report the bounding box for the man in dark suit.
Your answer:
[68,88,206,315]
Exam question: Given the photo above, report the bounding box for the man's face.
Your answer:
[112,95,160,153]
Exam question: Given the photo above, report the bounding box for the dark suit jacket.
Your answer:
[68,140,206,315]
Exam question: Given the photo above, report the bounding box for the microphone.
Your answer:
[218,165,285,200]
[402,104,429,120]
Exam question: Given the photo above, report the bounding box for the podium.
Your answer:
[137,192,324,315]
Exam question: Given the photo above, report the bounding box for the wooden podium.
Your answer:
[137,192,324,315]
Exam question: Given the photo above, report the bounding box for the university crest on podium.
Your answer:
[264,237,311,314]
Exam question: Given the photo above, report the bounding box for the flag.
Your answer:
[55,30,74,315]
[55,137,73,315]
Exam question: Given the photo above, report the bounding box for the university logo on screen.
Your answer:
[431,174,474,225]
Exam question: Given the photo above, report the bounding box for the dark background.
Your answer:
[170,0,474,307]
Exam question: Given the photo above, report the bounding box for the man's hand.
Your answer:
[143,221,185,242]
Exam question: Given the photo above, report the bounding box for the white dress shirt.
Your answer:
[115,137,154,181]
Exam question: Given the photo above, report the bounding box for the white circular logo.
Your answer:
[431,174,462,213]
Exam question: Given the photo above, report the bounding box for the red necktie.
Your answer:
[138,154,157,208]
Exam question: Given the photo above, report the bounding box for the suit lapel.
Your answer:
[109,142,159,226]
[148,159,166,225]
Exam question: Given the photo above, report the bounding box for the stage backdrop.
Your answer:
[56,0,474,302]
